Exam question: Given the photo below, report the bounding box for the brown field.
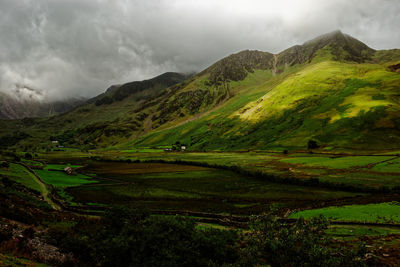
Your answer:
[82,162,212,175]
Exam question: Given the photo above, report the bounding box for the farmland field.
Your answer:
[60,161,362,214]
[36,165,96,188]
[289,202,400,223]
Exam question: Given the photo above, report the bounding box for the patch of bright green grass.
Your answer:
[289,202,400,223]
[36,165,96,188]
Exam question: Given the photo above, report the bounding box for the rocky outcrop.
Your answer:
[205,50,274,85]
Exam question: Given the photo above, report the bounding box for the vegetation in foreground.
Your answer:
[1,151,399,266]
[44,207,366,267]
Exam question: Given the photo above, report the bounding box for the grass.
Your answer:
[371,157,400,173]
[326,225,400,237]
[289,202,400,223]
[66,162,360,214]
[0,163,43,192]
[36,164,95,188]
[127,60,400,151]
[21,159,44,167]
[280,155,395,169]
[37,150,400,189]
[34,164,97,206]
[122,148,165,153]
[0,253,50,267]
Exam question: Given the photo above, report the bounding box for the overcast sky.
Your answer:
[0,0,399,101]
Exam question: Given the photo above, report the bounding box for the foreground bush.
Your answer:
[240,214,366,267]
[45,207,367,266]
[46,207,238,266]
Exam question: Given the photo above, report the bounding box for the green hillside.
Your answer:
[132,59,400,150]
[1,30,400,151]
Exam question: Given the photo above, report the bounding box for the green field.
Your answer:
[372,157,400,172]
[37,150,400,189]
[0,163,42,192]
[36,165,95,188]
[289,202,400,223]
[280,155,395,169]
[63,161,361,214]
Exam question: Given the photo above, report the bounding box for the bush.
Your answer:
[241,214,366,267]
[308,139,319,149]
[47,207,239,267]
[1,161,9,168]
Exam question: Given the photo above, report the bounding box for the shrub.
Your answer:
[47,207,239,267]
[1,161,9,168]
[308,139,319,149]
[241,214,366,267]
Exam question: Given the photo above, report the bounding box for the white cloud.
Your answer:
[0,0,399,100]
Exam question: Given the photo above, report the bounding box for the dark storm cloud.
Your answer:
[0,0,399,100]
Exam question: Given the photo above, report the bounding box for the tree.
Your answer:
[1,161,9,168]
[308,139,319,150]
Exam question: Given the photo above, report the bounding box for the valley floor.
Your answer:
[1,148,400,265]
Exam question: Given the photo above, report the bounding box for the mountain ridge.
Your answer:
[1,31,400,151]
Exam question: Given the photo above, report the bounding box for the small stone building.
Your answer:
[63,166,73,175]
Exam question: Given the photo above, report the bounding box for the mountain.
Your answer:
[0,92,86,119]
[0,72,190,149]
[2,30,400,151]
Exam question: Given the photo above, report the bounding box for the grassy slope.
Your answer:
[128,57,400,150]
[0,163,43,193]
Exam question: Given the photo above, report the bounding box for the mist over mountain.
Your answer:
[0,92,86,119]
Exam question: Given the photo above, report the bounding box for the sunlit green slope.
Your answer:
[1,30,400,151]
[130,58,400,150]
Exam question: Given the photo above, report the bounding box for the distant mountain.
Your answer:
[0,92,86,119]
[2,31,400,151]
